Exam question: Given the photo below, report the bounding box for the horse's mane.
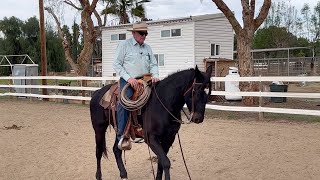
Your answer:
[154,68,195,110]
[160,68,195,85]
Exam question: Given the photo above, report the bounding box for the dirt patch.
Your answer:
[3,124,24,130]
[1,99,320,180]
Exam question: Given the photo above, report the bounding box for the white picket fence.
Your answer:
[0,76,319,116]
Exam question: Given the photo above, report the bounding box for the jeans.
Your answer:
[117,78,133,140]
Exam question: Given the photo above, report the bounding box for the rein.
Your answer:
[153,79,201,124]
[151,80,201,180]
[152,85,184,124]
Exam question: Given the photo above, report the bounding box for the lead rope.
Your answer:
[177,132,192,180]
[152,85,184,124]
[181,108,193,124]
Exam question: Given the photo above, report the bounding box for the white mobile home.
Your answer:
[101,13,233,78]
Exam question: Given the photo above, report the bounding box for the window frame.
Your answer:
[160,30,170,38]
[160,28,182,38]
[171,29,181,37]
[210,43,220,57]
[111,33,126,41]
[154,54,165,67]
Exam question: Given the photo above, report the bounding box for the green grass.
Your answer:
[45,80,77,86]
[263,112,320,123]
[0,79,10,84]
[0,79,78,86]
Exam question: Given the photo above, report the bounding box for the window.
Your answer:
[111,33,126,41]
[119,33,126,40]
[211,44,220,56]
[154,54,165,66]
[161,29,181,37]
[111,34,118,41]
[161,30,170,37]
[171,29,181,37]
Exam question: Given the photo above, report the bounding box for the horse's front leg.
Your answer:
[113,137,128,179]
[147,134,171,180]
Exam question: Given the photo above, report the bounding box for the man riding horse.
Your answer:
[112,21,159,148]
[90,21,213,180]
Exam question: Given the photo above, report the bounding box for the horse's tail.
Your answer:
[102,130,109,159]
[103,146,108,159]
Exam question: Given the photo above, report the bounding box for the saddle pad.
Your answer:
[99,83,119,109]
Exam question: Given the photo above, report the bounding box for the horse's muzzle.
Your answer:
[191,112,204,124]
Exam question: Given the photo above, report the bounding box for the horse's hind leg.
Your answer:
[94,127,107,180]
[113,137,128,179]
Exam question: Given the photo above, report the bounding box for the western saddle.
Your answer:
[99,74,152,150]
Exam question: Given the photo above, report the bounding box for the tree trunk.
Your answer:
[237,33,256,105]
[211,0,271,106]
[45,0,101,77]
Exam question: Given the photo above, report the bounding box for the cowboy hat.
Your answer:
[127,21,148,31]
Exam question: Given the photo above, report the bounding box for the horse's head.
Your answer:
[184,65,212,123]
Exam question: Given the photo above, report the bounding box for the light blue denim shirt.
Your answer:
[113,37,159,81]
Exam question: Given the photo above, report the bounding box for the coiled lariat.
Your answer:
[120,80,151,111]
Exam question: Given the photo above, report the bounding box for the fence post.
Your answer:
[9,78,13,99]
[82,80,86,105]
[55,79,58,103]
[258,75,264,120]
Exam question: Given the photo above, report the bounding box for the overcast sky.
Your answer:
[0,0,319,27]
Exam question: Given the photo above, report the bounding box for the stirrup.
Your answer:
[118,135,132,151]
[133,138,144,143]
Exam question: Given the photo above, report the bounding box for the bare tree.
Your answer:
[211,0,271,105]
[301,3,311,40]
[45,0,106,76]
[311,2,320,41]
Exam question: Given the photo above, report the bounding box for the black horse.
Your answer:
[90,65,212,180]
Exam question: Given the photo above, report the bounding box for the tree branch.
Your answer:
[44,7,78,72]
[103,13,107,26]
[63,0,82,10]
[254,0,271,31]
[94,9,102,27]
[250,0,256,22]
[90,0,99,13]
[212,0,242,34]
[241,0,250,28]
[44,7,63,39]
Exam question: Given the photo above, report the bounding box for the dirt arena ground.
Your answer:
[1,99,320,180]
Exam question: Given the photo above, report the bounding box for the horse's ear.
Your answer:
[194,65,201,76]
[206,65,212,77]
[195,65,199,71]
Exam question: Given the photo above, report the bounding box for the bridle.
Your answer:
[183,79,204,123]
[153,78,203,124]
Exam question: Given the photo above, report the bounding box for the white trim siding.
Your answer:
[193,13,234,71]
[101,13,233,78]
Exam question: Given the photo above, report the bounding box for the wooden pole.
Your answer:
[82,80,87,105]
[258,75,264,120]
[39,0,48,100]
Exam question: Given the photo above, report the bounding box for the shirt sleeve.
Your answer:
[113,41,131,81]
[148,46,159,78]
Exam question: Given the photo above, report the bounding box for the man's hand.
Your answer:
[151,77,160,83]
[127,78,139,89]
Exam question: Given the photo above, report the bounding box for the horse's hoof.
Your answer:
[122,178,128,180]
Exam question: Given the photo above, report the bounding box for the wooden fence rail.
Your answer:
[0,76,319,117]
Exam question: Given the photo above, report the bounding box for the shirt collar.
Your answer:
[131,37,144,46]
